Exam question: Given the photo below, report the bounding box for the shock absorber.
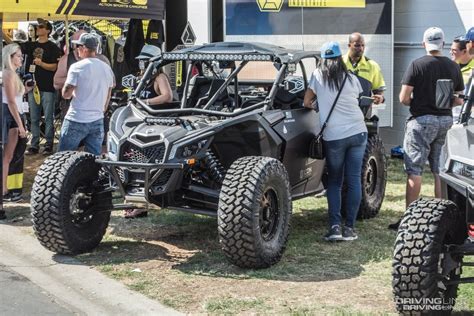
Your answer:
[203,151,225,184]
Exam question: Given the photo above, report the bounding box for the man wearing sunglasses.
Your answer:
[343,32,386,102]
[24,18,61,156]
[450,36,473,122]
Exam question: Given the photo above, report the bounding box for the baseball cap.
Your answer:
[460,27,474,42]
[37,18,53,33]
[136,44,161,59]
[320,41,342,59]
[423,27,444,52]
[71,33,99,50]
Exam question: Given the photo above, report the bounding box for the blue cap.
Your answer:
[320,41,341,59]
[461,27,474,41]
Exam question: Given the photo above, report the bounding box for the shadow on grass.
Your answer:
[98,201,398,283]
[73,239,177,266]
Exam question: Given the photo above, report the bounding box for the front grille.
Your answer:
[120,142,166,164]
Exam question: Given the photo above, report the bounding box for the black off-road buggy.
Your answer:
[31,42,387,268]
[392,79,474,313]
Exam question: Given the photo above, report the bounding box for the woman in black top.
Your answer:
[139,68,173,106]
[137,44,173,107]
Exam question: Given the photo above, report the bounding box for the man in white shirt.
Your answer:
[59,33,115,155]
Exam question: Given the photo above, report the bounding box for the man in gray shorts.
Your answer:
[389,27,464,229]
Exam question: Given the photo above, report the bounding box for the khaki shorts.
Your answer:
[403,115,452,176]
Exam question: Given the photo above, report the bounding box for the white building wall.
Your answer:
[380,0,473,152]
[187,0,211,45]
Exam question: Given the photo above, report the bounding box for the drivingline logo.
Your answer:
[256,0,284,12]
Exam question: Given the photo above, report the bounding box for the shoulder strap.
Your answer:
[317,73,349,137]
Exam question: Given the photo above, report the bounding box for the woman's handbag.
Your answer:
[309,134,325,159]
[308,74,348,159]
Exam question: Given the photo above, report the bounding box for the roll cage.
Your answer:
[131,42,320,117]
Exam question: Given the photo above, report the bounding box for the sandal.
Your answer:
[124,209,148,219]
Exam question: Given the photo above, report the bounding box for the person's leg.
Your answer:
[389,116,434,230]
[343,132,367,228]
[27,91,41,150]
[403,115,437,207]
[82,119,105,156]
[58,119,86,152]
[433,173,442,198]
[428,115,452,199]
[406,174,422,207]
[41,91,56,149]
[3,128,19,195]
[324,138,347,229]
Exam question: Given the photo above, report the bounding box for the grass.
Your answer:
[75,159,435,314]
[8,156,474,314]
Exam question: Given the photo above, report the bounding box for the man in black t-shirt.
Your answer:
[396,27,464,227]
[25,18,61,155]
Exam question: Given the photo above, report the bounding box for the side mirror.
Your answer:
[435,79,454,109]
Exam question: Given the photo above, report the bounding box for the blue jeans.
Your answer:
[324,132,367,228]
[58,118,104,156]
[28,91,56,148]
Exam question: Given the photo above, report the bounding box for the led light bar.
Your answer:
[162,53,273,62]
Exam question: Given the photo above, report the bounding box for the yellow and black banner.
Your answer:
[226,0,390,35]
[1,0,165,19]
[288,0,365,7]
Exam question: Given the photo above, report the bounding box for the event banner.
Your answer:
[0,0,165,19]
[226,0,391,35]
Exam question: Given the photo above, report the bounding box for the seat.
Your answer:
[274,77,305,110]
[186,76,226,108]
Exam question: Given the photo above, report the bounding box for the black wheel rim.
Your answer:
[69,184,94,226]
[259,187,280,241]
[365,157,378,195]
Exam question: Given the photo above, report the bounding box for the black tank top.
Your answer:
[139,81,159,99]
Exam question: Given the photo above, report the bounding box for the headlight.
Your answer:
[168,138,209,160]
[451,160,474,180]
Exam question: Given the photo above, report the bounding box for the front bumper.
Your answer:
[96,159,184,202]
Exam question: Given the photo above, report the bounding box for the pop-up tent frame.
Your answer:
[0,0,165,210]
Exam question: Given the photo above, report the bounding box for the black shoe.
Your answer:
[342,226,358,241]
[25,147,39,155]
[3,192,23,203]
[43,146,53,155]
[324,225,343,241]
[0,210,6,220]
[388,219,401,230]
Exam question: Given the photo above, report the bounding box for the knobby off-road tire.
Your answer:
[31,151,111,254]
[359,135,387,218]
[218,156,292,268]
[392,198,466,315]
[341,135,387,219]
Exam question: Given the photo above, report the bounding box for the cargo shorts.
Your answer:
[403,115,452,176]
